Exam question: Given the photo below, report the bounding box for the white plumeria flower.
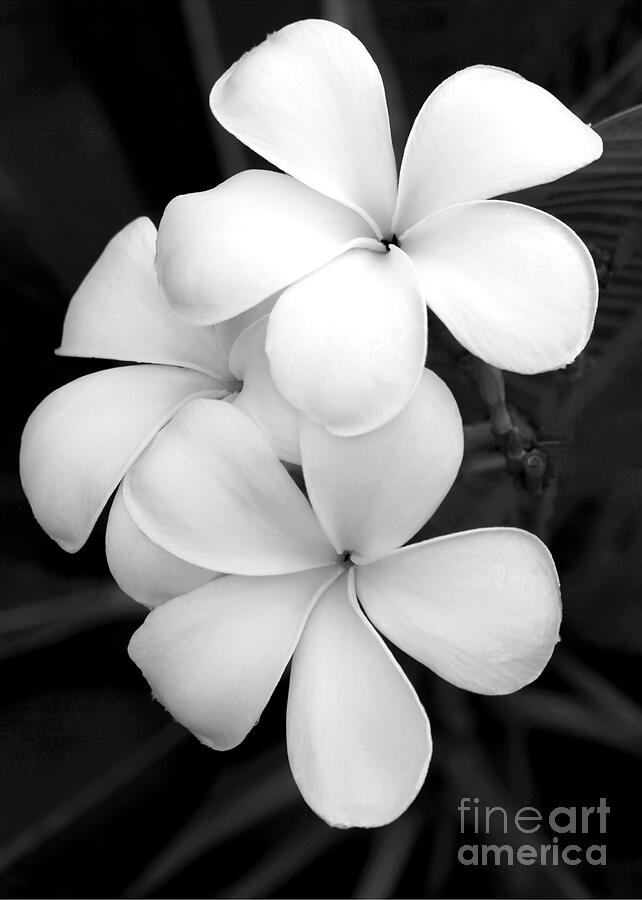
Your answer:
[120,370,561,828]
[155,18,602,437]
[19,217,298,556]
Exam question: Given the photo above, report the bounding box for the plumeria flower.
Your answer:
[20,217,298,555]
[155,18,602,437]
[120,370,561,827]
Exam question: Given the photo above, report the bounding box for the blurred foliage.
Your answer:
[2,1,642,898]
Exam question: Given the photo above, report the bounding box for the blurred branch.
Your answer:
[461,356,554,498]
[529,475,559,541]
[463,421,493,452]
[465,359,513,438]
[462,452,506,475]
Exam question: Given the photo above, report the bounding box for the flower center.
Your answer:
[381,234,399,252]
[341,550,354,568]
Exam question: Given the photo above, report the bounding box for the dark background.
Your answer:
[1,1,642,897]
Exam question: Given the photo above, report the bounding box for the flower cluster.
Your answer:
[20,19,601,827]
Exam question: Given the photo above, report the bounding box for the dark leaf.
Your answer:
[353,812,421,899]
[124,748,300,898]
[508,106,642,387]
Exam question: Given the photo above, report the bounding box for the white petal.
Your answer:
[124,398,336,575]
[403,200,598,374]
[106,485,217,608]
[300,370,462,560]
[156,170,374,326]
[287,570,431,828]
[230,318,300,465]
[129,566,340,751]
[210,19,397,236]
[215,295,277,360]
[357,528,562,695]
[394,65,603,233]
[266,246,427,436]
[58,217,230,379]
[19,366,224,552]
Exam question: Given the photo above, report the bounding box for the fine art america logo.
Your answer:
[458,798,609,867]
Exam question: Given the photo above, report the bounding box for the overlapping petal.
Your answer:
[57,217,230,379]
[266,246,427,435]
[156,170,375,326]
[19,366,224,553]
[403,200,598,373]
[129,566,340,751]
[357,528,561,695]
[287,570,431,828]
[210,19,397,236]
[394,66,603,234]
[229,318,300,465]
[300,369,463,560]
[106,485,217,608]
[124,399,337,575]
[215,295,277,360]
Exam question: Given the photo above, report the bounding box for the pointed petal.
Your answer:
[287,570,431,828]
[394,66,603,233]
[266,246,427,436]
[403,200,598,374]
[129,566,340,750]
[357,528,561,695]
[106,485,217,608]
[124,399,336,575]
[19,366,224,552]
[230,318,300,465]
[210,19,397,236]
[300,369,462,560]
[58,217,230,379]
[156,170,374,326]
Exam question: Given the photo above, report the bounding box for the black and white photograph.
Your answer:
[2,1,642,897]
